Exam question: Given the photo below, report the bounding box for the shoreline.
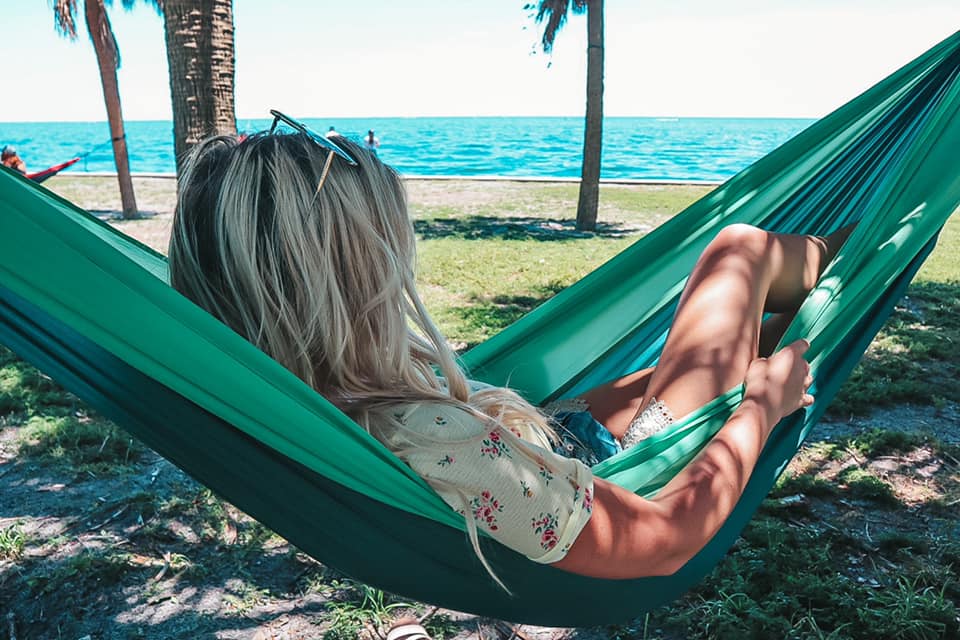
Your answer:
[58,171,724,187]
[44,175,717,255]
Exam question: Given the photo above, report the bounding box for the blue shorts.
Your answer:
[551,411,622,466]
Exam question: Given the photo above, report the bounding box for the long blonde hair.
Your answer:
[168,132,556,449]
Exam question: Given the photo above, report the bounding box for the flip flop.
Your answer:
[386,621,432,640]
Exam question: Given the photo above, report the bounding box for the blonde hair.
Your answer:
[168,131,556,450]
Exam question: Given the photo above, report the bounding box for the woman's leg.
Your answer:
[579,366,656,440]
[585,223,852,439]
[579,313,797,440]
[640,223,850,419]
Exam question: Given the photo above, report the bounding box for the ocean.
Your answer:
[0,116,815,182]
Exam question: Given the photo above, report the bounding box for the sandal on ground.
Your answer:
[386,621,432,640]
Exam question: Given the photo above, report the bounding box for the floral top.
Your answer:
[389,401,594,564]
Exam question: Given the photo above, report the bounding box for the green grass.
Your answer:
[829,220,960,416]
[321,580,419,640]
[860,578,958,640]
[27,548,136,597]
[648,420,960,638]
[0,348,79,417]
[657,515,959,640]
[836,468,900,506]
[419,236,631,347]
[838,428,928,458]
[770,470,839,498]
[0,523,27,560]
[17,414,143,474]
[413,182,707,348]
[831,281,960,416]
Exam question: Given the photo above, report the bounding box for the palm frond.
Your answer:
[530,0,591,53]
[52,0,79,39]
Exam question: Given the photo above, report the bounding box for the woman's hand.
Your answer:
[743,338,814,428]
[556,339,817,579]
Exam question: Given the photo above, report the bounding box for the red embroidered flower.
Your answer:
[480,430,512,459]
[470,491,504,532]
[532,511,561,551]
[541,528,559,550]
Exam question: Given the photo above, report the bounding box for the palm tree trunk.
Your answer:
[576,0,604,232]
[85,0,138,219]
[161,0,237,178]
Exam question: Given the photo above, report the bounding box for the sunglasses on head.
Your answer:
[268,109,359,167]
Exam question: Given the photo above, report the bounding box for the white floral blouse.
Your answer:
[389,401,595,564]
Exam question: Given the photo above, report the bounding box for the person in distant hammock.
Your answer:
[1,145,27,175]
[168,114,852,582]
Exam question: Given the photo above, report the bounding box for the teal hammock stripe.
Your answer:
[0,31,958,625]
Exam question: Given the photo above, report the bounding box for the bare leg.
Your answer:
[583,223,853,439]
[641,223,850,420]
[580,367,655,440]
[581,314,793,440]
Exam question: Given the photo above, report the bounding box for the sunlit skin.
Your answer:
[553,223,853,578]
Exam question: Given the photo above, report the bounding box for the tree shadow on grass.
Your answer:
[3,543,332,639]
[453,287,566,353]
[90,208,161,221]
[414,215,643,241]
[1,455,413,639]
[830,280,960,417]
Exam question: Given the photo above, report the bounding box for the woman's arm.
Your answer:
[552,340,813,579]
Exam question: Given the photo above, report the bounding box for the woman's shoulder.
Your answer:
[390,400,490,440]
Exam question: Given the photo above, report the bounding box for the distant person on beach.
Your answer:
[1,145,27,174]
[325,126,339,139]
[364,129,380,154]
[168,113,852,588]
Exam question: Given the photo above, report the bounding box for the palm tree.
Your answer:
[154,0,237,177]
[53,0,139,219]
[528,0,604,231]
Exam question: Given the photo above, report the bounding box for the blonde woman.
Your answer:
[168,112,850,583]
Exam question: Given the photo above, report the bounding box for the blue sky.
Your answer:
[3,1,960,122]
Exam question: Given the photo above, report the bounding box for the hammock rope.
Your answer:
[1,31,959,626]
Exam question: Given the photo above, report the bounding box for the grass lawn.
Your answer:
[0,176,957,639]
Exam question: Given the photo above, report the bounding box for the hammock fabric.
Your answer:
[1,32,960,626]
[25,157,80,184]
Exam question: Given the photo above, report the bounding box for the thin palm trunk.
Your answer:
[161,0,236,178]
[576,0,603,231]
[85,0,138,219]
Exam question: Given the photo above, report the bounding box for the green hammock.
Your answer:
[1,32,959,627]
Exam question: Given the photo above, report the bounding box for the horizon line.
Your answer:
[1,114,821,125]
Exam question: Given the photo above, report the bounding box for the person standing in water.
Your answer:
[364,129,380,154]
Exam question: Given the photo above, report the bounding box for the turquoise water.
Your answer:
[0,116,815,181]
